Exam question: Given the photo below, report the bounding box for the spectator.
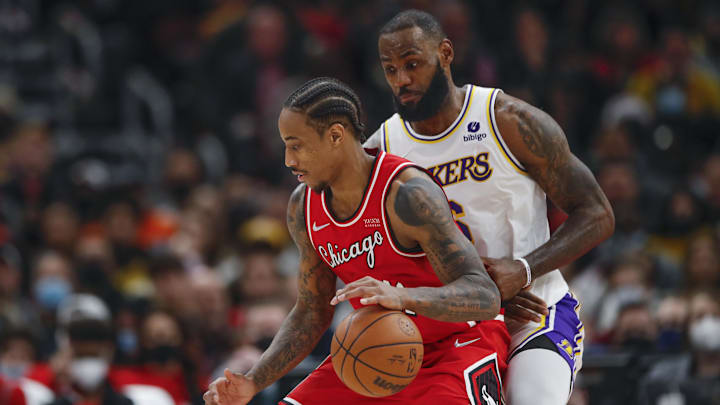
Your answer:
[48,294,133,405]
[638,314,720,404]
[232,243,284,307]
[682,233,720,291]
[111,311,201,405]
[147,255,194,321]
[628,25,720,119]
[0,328,35,381]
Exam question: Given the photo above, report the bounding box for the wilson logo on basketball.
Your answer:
[318,231,384,269]
[372,376,408,393]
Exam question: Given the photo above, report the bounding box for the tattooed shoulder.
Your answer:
[392,170,453,229]
[494,92,570,167]
[286,184,312,252]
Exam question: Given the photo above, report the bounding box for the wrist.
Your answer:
[398,288,414,312]
[515,257,532,288]
[243,372,262,393]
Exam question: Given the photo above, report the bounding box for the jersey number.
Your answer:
[449,200,473,242]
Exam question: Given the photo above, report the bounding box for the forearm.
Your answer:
[246,305,332,391]
[525,203,614,278]
[402,274,500,322]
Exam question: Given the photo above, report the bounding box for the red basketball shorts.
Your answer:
[280,319,510,405]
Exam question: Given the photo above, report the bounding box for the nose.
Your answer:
[397,68,412,88]
[285,150,297,168]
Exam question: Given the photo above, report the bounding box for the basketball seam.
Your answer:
[339,311,398,380]
[338,309,364,381]
[332,309,359,360]
[336,339,423,379]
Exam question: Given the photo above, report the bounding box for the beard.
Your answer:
[310,182,329,193]
[392,61,450,122]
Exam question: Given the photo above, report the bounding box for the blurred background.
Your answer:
[0,0,719,404]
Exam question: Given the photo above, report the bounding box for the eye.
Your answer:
[406,61,418,69]
[384,65,396,74]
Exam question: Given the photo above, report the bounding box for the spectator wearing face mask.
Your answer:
[638,311,720,404]
[25,251,75,359]
[111,311,201,405]
[45,294,133,405]
[0,328,35,382]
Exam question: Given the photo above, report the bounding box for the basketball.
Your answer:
[330,305,424,397]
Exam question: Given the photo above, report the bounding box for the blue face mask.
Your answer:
[34,277,72,310]
[117,329,138,354]
[656,328,684,352]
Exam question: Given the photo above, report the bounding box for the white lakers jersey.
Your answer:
[364,85,568,306]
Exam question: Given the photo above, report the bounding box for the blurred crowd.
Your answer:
[0,0,719,404]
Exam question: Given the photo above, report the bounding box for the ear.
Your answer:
[326,122,345,146]
[438,38,454,68]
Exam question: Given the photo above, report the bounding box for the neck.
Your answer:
[408,83,465,136]
[327,146,374,219]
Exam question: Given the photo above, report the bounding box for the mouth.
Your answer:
[292,171,306,182]
[398,92,421,104]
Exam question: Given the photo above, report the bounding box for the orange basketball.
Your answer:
[330,305,424,397]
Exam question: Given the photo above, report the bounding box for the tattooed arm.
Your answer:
[205,185,336,405]
[334,168,500,322]
[484,92,615,299]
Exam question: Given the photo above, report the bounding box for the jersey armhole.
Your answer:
[382,120,391,153]
[304,185,316,249]
[382,164,427,256]
[487,88,528,175]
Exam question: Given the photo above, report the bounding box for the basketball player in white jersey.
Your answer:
[364,10,615,405]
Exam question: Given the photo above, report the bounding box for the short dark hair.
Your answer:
[283,77,366,141]
[379,9,446,42]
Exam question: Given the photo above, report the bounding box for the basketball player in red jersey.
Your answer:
[203,77,533,405]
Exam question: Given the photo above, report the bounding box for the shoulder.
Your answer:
[286,184,309,238]
[493,91,570,168]
[387,167,450,227]
[287,184,308,212]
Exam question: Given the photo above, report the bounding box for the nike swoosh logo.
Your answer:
[454,337,482,348]
[312,222,330,232]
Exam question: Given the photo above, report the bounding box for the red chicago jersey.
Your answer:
[305,150,474,343]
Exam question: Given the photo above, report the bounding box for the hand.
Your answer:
[481,257,529,301]
[330,276,407,310]
[502,288,549,323]
[203,369,257,405]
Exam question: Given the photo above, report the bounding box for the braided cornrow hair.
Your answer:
[283,77,367,142]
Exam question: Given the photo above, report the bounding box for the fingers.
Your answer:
[504,302,543,323]
[359,295,379,305]
[203,390,219,405]
[224,368,236,381]
[511,293,549,316]
[331,285,375,305]
[204,379,222,405]
[331,277,380,305]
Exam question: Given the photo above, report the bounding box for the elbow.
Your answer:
[477,280,501,321]
[596,200,615,241]
[489,283,501,318]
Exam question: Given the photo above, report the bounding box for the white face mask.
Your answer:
[689,316,720,352]
[69,357,109,392]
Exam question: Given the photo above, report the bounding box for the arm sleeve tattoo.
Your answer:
[495,93,615,278]
[390,172,500,322]
[246,184,336,390]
